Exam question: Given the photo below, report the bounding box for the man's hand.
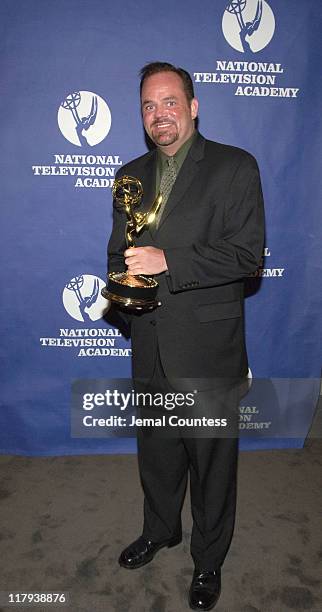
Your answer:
[124,247,168,275]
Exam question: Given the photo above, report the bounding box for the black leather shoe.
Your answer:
[118,534,181,569]
[189,568,221,610]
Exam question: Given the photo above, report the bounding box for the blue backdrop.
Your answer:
[1,0,321,455]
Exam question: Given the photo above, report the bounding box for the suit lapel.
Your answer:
[132,133,206,239]
[141,150,157,212]
[155,132,206,231]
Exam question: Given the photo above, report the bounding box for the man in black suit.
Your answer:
[107,62,264,610]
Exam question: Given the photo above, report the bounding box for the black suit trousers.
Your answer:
[136,346,239,572]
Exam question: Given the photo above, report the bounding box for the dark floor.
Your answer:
[0,403,321,612]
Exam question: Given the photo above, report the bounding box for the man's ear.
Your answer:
[191,98,199,120]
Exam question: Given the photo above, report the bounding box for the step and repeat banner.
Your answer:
[1,0,321,455]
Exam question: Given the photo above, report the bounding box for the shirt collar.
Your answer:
[157,130,197,173]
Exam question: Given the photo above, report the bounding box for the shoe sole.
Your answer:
[118,537,182,570]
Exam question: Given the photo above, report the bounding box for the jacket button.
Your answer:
[150,320,156,326]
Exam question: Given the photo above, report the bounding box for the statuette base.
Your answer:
[102,271,161,311]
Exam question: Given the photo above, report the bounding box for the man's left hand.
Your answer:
[124,247,168,275]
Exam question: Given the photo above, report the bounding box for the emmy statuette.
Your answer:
[101,175,162,310]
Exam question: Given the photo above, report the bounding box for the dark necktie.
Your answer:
[156,156,177,228]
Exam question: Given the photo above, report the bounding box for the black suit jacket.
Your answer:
[108,132,265,385]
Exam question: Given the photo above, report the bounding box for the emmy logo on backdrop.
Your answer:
[65,275,100,321]
[61,92,98,147]
[102,175,163,311]
[58,90,111,146]
[226,0,262,52]
[222,0,274,54]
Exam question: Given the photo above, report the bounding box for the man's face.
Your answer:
[141,71,198,156]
